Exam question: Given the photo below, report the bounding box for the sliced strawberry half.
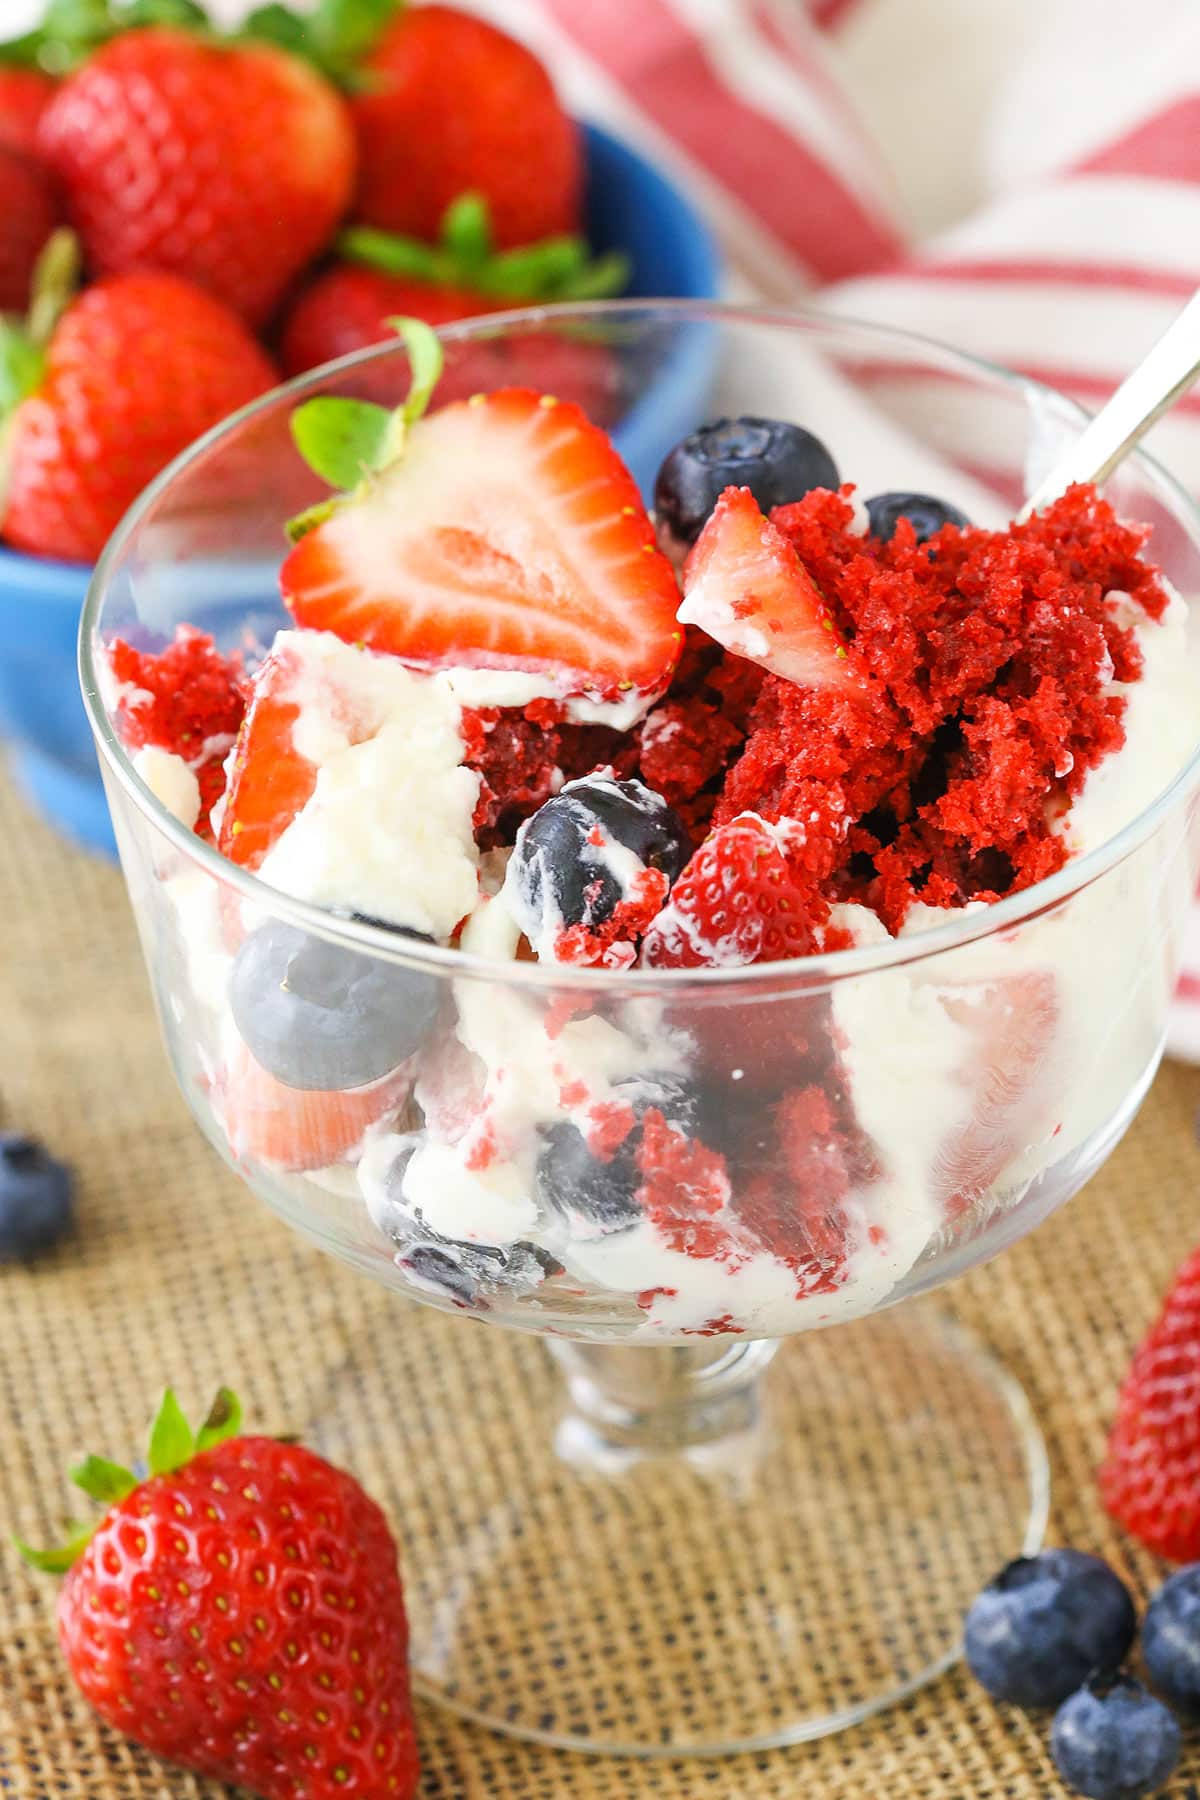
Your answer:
[934,968,1058,1220]
[218,639,320,872]
[219,1041,412,1172]
[679,486,867,692]
[280,388,682,705]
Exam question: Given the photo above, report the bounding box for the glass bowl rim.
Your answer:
[78,296,1200,993]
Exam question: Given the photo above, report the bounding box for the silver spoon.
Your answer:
[1018,286,1200,519]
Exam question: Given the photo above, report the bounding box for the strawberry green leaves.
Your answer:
[0,325,45,417]
[241,0,399,85]
[341,193,630,305]
[69,1455,137,1505]
[0,0,400,86]
[148,1387,195,1476]
[0,0,208,72]
[287,316,443,539]
[13,1521,99,1574]
[14,1386,247,1574]
[196,1386,243,1452]
[27,229,82,348]
[147,1385,243,1470]
[0,231,82,422]
[393,313,442,422]
[292,397,398,492]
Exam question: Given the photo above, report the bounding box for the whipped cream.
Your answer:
[449,894,689,1179]
[440,664,655,731]
[132,746,200,830]
[1057,585,1197,857]
[255,630,481,937]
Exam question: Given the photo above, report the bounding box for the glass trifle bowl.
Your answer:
[80,303,1200,1757]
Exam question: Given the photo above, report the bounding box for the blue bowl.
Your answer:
[0,121,720,857]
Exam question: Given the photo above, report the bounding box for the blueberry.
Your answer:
[535,1074,696,1236]
[509,776,690,946]
[0,1135,73,1261]
[964,1550,1136,1707]
[1143,1565,1200,1710]
[229,919,440,1092]
[865,490,969,544]
[1051,1675,1180,1800]
[367,1145,560,1307]
[397,1239,559,1310]
[654,415,839,545]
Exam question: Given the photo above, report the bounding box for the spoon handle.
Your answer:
[1018,286,1200,520]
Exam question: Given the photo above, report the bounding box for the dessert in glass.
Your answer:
[80,303,1200,1756]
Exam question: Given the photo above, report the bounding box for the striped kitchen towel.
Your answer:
[485,0,1200,1057]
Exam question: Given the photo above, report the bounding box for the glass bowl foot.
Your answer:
[310,1297,1048,1757]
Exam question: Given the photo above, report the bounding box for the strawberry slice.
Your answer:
[217,639,320,872]
[679,486,867,692]
[280,388,682,705]
[935,969,1058,1219]
[217,630,401,873]
[218,1041,413,1172]
[641,812,831,969]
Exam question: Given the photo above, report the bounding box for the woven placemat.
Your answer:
[3,758,1200,1800]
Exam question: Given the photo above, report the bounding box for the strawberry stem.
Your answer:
[339,195,630,305]
[27,229,82,349]
[69,1455,137,1504]
[196,1386,243,1450]
[0,230,82,426]
[12,1386,247,1576]
[440,192,492,272]
[286,316,444,537]
[0,0,210,73]
[0,0,402,86]
[148,1387,195,1476]
[14,1521,98,1574]
[242,0,401,85]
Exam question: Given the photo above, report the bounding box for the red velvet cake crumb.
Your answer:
[460,706,638,850]
[712,483,1168,936]
[586,1100,638,1159]
[636,1110,734,1259]
[636,626,763,839]
[108,626,246,838]
[553,869,670,969]
[460,704,563,847]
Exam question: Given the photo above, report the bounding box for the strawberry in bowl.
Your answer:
[0,1,717,856]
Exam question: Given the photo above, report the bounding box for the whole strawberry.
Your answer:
[18,1388,419,1799]
[1,235,277,563]
[1100,1245,1200,1561]
[0,66,56,157]
[0,143,59,312]
[282,195,627,405]
[282,261,493,376]
[38,26,355,326]
[352,4,580,248]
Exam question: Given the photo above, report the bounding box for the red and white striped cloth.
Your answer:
[480,0,1200,1058]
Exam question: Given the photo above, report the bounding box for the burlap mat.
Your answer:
[3,758,1200,1799]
